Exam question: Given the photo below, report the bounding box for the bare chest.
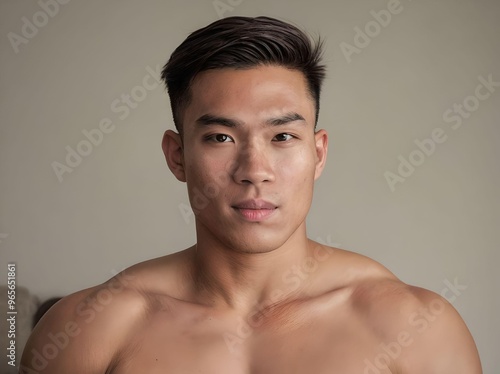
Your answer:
[110,304,396,374]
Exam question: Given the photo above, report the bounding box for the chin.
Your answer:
[227,243,281,255]
[197,213,303,254]
[221,229,293,255]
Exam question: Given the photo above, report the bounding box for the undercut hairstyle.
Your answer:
[161,16,326,135]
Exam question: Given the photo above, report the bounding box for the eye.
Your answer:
[206,134,234,143]
[273,133,294,142]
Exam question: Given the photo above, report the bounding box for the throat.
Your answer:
[186,240,321,312]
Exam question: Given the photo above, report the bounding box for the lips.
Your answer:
[232,199,277,210]
[232,199,277,221]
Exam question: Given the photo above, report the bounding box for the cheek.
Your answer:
[184,151,232,192]
[277,147,316,182]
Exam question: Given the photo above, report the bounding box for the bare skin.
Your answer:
[21,66,482,373]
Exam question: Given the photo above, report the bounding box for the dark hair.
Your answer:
[161,16,326,134]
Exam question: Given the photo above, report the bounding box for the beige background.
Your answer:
[1,0,498,372]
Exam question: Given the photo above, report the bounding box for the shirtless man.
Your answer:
[20,16,482,373]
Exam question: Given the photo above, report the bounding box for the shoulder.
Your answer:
[341,252,482,373]
[311,244,400,294]
[20,268,154,374]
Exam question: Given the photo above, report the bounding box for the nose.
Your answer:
[232,142,275,185]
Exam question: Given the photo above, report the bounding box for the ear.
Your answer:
[162,130,186,182]
[313,129,328,180]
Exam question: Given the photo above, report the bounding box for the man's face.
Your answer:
[164,65,327,253]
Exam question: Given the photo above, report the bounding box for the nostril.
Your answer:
[232,151,274,185]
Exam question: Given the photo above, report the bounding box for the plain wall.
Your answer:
[1,0,498,372]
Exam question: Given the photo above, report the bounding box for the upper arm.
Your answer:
[20,288,110,373]
[398,287,482,374]
[353,279,482,374]
[20,283,147,374]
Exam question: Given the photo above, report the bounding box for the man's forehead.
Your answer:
[184,66,315,126]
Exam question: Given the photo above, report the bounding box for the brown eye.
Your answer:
[205,134,233,143]
[273,133,293,142]
[215,134,230,142]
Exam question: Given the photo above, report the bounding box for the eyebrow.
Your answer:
[195,114,242,128]
[195,112,306,128]
[266,112,306,126]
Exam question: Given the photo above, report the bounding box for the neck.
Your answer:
[188,222,317,314]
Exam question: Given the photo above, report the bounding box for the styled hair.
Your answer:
[161,16,326,134]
